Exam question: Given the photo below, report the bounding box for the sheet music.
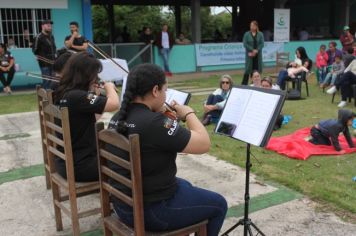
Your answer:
[233,91,279,146]
[166,89,190,105]
[215,88,251,131]
[216,87,283,147]
[98,58,129,82]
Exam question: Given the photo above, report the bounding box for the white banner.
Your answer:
[274,9,290,42]
[195,42,284,67]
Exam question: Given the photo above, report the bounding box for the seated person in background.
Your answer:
[202,74,233,126]
[343,47,355,68]
[287,62,309,78]
[0,43,15,94]
[309,109,355,153]
[315,44,329,84]
[261,77,283,130]
[108,63,227,235]
[53,52,119,182]
[175,33,191,45]
[249,70,261,87]
[320,55,344,88]
[327,59,356,108]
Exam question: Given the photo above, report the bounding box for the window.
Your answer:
[0,9,51,48]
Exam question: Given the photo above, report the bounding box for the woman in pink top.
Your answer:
[315,44,329,84]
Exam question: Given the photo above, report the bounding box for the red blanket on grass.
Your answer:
[266,127,356,160]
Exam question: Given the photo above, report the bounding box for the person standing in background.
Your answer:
[64,21,88,52]
[139,27,154,63]
[241,21,264,85]
[340,26,354,53]
[32,19,56,89]
[156,24,174,76]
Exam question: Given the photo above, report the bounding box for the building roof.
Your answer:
[91,0,240,6]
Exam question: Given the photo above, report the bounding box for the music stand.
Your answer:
[215,86,286,236]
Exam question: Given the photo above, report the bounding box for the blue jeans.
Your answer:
[317,66,327,84]
[322,72,338,85]
[160,48,170,72]
[114,178,227,236]
[276,69,288,90]
[40,67,54,89]
[206,94,224,120]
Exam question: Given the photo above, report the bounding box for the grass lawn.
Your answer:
[1,73,356,221]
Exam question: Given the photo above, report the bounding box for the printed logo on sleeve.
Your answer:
[87,92,98,105]
[164,118,178,136]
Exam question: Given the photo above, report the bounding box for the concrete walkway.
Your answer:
[0,111,355,236]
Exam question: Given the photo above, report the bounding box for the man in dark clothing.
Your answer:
[64,21,88,52]
[32,19,56,89]
[309,109,355,152]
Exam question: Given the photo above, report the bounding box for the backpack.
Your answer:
[287,88,301,100]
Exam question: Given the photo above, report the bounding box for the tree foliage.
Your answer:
[92,5,232,43]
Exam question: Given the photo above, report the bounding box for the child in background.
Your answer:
[315,44,329,84]
[320,55,345,88]
[309,109,355,152]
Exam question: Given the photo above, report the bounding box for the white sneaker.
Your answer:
[337,101,347,108]
[326,86,337,94]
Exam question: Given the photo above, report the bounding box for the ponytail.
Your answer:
[116,63,166,134]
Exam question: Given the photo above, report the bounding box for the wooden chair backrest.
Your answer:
[36,85,53,189]
[276,52,290,73]
[96,125,144,236]
[42,101,76,191]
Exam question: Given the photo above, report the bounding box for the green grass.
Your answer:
[0,93,37,115]
[2,74,356,220]
[172,74,356,220]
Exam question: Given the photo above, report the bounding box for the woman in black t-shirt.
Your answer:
[108,64,227,235]
[53,52,119,182]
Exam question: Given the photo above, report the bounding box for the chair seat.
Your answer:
[51,173,99,194]
[104,215,208,236]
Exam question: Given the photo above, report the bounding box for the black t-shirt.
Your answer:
[55,90,107,175]
[0,51,13,67]
[108,103,191,204]
[64,35,87,52]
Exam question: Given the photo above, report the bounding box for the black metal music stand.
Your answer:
[221,143,266,236]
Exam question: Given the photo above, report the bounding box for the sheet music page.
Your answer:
[98,58,128,82]
[233,91,280,146]
[166,89,189,105]
[215,88,251,136]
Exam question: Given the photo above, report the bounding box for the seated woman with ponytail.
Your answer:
[108,63,227,236]
[53,51,119,182]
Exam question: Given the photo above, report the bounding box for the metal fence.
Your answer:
[94,42,153,69]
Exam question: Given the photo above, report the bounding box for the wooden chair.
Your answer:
[96,123,208,236]
[42,101,101,236]
[36,85,52,189]
[270,52,290,78]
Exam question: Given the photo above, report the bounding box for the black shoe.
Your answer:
[202,114,211,126]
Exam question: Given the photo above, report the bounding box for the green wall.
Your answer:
[52,0,84,49]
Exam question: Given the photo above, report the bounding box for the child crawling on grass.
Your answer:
[308,109,355,153]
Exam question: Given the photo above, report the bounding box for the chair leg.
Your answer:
[69,193,80,236]
[51,183,63,231]
[305,81,309,96]
[45,167,51,189]
[103,227,113,236]
[331,93,336,103]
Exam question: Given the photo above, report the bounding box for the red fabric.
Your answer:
[266,127,356,160]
